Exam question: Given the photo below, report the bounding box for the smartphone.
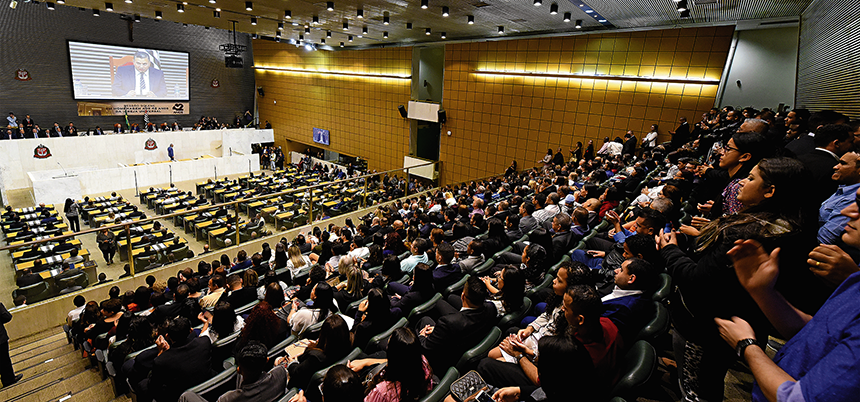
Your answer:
[664,223,672,233]
[475,390,493,402]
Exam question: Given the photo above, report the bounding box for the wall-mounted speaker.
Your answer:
[438,109,447,124]
[397,105,408,118]
[257,87,264,97]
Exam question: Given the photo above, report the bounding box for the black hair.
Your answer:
[236,341,270,383]
[321,365,363,402]
[436,242,454,264]
[624,258,660,292]
[464,275,488,306]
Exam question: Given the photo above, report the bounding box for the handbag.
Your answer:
[450,370,488,402]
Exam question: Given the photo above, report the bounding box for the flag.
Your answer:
[124,107,130,129]
[143,109,149,126]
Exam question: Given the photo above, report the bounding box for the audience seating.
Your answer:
[609,340,657,401]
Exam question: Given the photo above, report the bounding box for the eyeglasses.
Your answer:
[720,144,740,153]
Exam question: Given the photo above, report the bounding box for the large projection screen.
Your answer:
[68,41,190,101]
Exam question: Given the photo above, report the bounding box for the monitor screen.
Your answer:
[313,128,330,146]
[68,41,190,101]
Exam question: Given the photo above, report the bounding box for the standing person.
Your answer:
[642,124,659,152]
[97,227,117,265]
[64,198,81,232]
[0,301,22,387]
[168,144,175,161]
[569,142,583,163]
[538,149,553,171]
[584,140,595,161]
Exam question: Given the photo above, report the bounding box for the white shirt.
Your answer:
[348,247,370,261]
[68,305,85,322]
[601,287,643,302]
[134,69,151,96]
[607,142,623,155]
[644,131,658,147]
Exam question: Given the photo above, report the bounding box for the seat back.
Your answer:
[13,280,50,303]
[58,272,88,292]
[651,273,672,302]
[407,293,442,323]
[182,366,238,402]
[308,347,363,386]
[211,330,242,364]
[635,301,669,344]
[443,274,470,298]
[497,297,532,331]
[365,317,409,352]
[419,367,459,402]
[470,258,495,276]
[609,340,657,400]
[525,274,553,300]
[455,327,502,373]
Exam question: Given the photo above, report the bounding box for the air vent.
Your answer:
[511,18,527,23]
[474,2,491,8]
[696,0,718,4]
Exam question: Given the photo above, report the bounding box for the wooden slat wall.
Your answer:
[796,0,860,116]
[0,4,255,131]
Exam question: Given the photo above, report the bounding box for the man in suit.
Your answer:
[49,122,63,137]
[54,263,83,281]
[798,124,853,207]
[0,301,22,387]
[518,202,538,235]
[225,274,257,308]
[112,50,167,98]
[1,129,16,140]
[21,115,34,133]
[416,276,497,372]
[549,213,576,261]
[16,268,42,288]
[93,126,104,135]
[431,243,463,291]
[669,116,690,150]
[142,317,213,402]
[64,122,78,137]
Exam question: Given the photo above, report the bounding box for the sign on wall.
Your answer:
[77,102,190,116]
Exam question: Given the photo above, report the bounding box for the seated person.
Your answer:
[429,242,464,292]
[415,275,497,372]
[143,255,162,271]
[280,315,352,390]
[21,245,42,259]
[180,341,288,402]
[400,238,431,274]
[351,288,395,350]
[140,317,213,402]
[388,263,436,317]
[226,273,258,308]
[62,248,84,266]
[165,237,184,254]
[55,262,83,281]
[288,282,337,336]
[52,239,76,255]
[346,327,435,401]
[16,268,43,287]
[602,258,660,344]
[232,250,253,272]
[452,239,486,273]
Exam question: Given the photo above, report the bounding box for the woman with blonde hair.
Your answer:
[286,244,311,280]
[334,256,365,307]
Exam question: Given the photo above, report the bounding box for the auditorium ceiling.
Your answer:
[39,0,811,48]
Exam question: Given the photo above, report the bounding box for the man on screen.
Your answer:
[112,51,167,98]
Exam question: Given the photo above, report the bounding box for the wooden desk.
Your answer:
[9,231,74,247]
[195,219,226,239]
[7,223,68,239]
[12,239,82,259]
[131,239,186,257]
[16,249,91,271]
[13,205,55,214]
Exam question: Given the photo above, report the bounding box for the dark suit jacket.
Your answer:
[16,273,43,287]
[419,305,497,372]
[432,264,464,292]
[551,231,575,260]
[785,134,815,157]
[55,268,83,281]
[798,149,840,206]
[112,65,167,97]
[0,303,12,343]
[603,294,653,344]
[226,287,258,309]
[148,337,213,402]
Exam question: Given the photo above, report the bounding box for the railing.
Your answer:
[1,160,441,280]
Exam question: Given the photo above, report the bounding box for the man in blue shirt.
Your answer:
[168,144,175,161]
[818,151,860,244]
[718,186,860,402]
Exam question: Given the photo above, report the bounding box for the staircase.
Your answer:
[1,327,131,402]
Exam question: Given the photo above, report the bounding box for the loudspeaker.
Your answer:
[257,87,265,97]
[438,109,447,124]
[225,56,243,68]
[397,105,408,118]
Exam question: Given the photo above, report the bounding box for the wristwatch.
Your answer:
[735,338,757,359]
[514,353,525,361]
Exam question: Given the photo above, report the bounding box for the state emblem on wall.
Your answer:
[15,69,31,81]
[34,144,51,159]
[211,79,220,88]
[144,138,158,150]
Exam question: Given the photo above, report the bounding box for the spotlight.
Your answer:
[252,17,257,25]
[676,0,687,11]
[276,31,281,37]
[421,0,427,9]
[383,15,389,25]
[575,19,582,28]
[213,10,219,17]
[442,6,448,16]
[563,12,570,22]
[467,15,474,24]
[383,31,388,38]
[550,3,557,14]
[343,21,348,30]
[278,22,283,30]
[313,15,319,24]
[305,27,310,33]
[45,1,54,9]
[533,0,541,6]
[441,32,446,38]
[284,10,291,19]
[498,25,504,34]
[321,38,325,44]
[92,8,100,16]
[406,22,413,29]
[57,0,64,3]
[680,9,690,18]
[340,42,344,47]
[245,1,252,10]
[348,35,353,42]
[209,0,215,3]
[134,14,140,22]
[362,25,368,34]
[176,3,183,12]
[357,9,363,18]
[104,2,112,11]
[326,1,333,11]
[425,27,431,35]
[326,30,331,38]
[252,33,257,39]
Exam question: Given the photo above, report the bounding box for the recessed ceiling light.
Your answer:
[425,27,431,35]
[176,3,183,12]
[563,12,570,22]
[421,0,428,9]
[534,0,541,6]
[278,22,283,30]
[468,15,474,24]
[340,42,344,47]
[284,10,291,19]
[305,27,310,33]
[212,10,219,17]
[677,0,688,12]
[362,26,368,34]
[326,30,331,37]
[549,3,557,14]
[343,21,348,30]
[348,35,353,42]
[407,22,413,29]
[441,32,446,38]
[104,2,112,11]
[598,18,606,22]
[245,1,252,11]
[575,19,582,28]
[156,10,163,18]
[357,9,363,18]
[498,25,504,34]
[313,15,319,24]
[585,9,593,13]
[134,14,140,22]
[46,2,54,9]
[442,6,448,17]
[251,17,257,25]
[383,31,388,38]
[383,15,389,25]
[326,2,333,11]
[92,8,100,16]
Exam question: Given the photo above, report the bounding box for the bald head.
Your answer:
[737,118,769,134]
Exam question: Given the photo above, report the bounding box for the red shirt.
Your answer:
[578,316,623,386]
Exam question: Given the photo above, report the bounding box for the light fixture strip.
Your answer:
[473,70,720,85]
[253,65,411,80]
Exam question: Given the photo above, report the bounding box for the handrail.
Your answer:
[1,160,440,276]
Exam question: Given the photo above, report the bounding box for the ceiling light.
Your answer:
[104,2,112,11]
[442,6,448,17]
[326,30,331,37]
[407,22,413,29]
[441,32,446,38]
[57,0,64,3]
[326,1,333,11]
[383,31,388,38]
[122,0,129,3]
[176,3,183,12]
[425,27,431,35]
[46,2,54,9]
[676,0,688,12]
[299,34,304,40]
[343,21,348,30]
[276,31,281,37]
[245,1,252,11]
[278,22,283,30]
[468,15,474,24]
[550,3,558,14]
[348,35,353,42]
[598,18,606,22]
[340,42,344,47]
[585,9,593,13]
[134,14,140,22]
[156,10,163,18]
[292,22,298,26]
[252,33,257,39]
[680,9,690,18]
[251,17,257,25]
[275,37,280,42]
[209,0,215,3]
[575,19,582,28]
[284,10,291,19]
[305,27,310,33]
[533,0,541,6]
[213,10,220,17]
[305,44,313,51]
[362,26,368,34]
[498,25,504,34]
[563,12,570,22]
[313,15,319,24]
[383,15,389,25]
[321,38,326,44]
[357,9,363,18]
[92,8,100,16]
[421,0,428,9]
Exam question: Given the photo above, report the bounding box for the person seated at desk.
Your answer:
[215,206,229,218]
[127,206,146,219]
[2,206,15,219]
[137,245,157,260]
[62,248,84,266]
[31,260,48,273]
[18,224,34,238]
[39,212,56,225]
[52,239,76,255]
[6,215,24,231]
[165,237,184,254]
[55,262,83,281]
[21,245,43,260]
[16,268,43,287]
[152,221,162,232]
[232,250,252,272]
[159,229,174,242]
[143,255,162,272]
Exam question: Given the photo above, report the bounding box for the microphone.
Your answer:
[57,161,69,177]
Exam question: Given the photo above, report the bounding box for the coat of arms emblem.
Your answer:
[145,138,158,150]
[34,144,51,158]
